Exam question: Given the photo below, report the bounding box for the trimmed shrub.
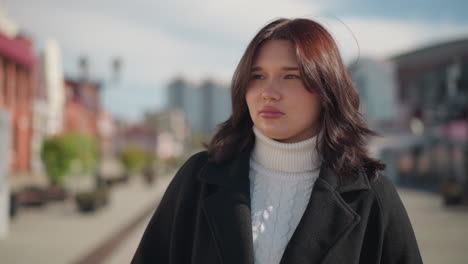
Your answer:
[41,133,98,186]
[118,146,147,174]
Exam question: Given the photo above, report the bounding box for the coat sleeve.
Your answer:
[131,152,208,264]
[373,176,424,264]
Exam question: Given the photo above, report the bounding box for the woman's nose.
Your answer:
[261,80,281,101]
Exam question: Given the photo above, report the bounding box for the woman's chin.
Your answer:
[258,127,289,141]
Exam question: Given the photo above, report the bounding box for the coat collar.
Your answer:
[198,150,370,264]
[198,151,371,194]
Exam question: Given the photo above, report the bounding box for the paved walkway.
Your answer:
[102,214,152,264]
[2,172,467,264]
[399,188,468,264]
[0,173,172,264]
[102,187,468,264]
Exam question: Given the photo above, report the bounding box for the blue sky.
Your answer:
[4,0,468,121]
[331,0,468,23]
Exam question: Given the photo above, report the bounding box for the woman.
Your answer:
[132,18,422,264]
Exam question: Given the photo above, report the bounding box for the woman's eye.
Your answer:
[251,74,264,80]
[285,74,301,79]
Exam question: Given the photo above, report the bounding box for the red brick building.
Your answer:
[63,79,100,136]
[0,33,36,173]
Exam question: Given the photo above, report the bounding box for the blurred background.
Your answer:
[0,0,467,263]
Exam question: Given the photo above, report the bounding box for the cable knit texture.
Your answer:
[250,126,321,264]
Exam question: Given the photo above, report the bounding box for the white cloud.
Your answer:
[153,0,322,40]
[6,0,323,83]
[5,0,468,120]
[7,1,468,80]
[6,3,198,82]
[339,17,468,61]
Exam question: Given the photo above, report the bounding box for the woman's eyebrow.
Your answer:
[282,66,299,71]
[251,66,262,72]
[251,66,299,72]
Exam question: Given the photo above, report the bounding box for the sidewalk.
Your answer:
[0,173,172,264]
[102,212,153,264]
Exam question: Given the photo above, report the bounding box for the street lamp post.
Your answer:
[77,55,123,188]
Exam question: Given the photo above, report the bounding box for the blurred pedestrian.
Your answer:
[132,18,422,264]
[143,161,156,185]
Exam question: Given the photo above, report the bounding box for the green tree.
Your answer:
[40,133,98,186]
[118,146,147,173]
[40,136,72,186]
[61,133,98,173]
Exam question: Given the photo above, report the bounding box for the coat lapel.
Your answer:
[199,151,371,264]
[199,151,254,264]
[280,167,371,263]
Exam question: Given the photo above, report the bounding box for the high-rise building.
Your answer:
[167,76,186,110]
[349,57,398,130]
[166,76,231,135]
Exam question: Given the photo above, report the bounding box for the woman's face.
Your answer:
[245,39,321,143]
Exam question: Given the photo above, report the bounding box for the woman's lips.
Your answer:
[259,106,284,118]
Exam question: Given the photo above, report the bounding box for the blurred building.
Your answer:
[365,37,468,191]
[64,78,118,161]
[63,79,101,136]
[167,77,185,110]
[41,39,65,135]
[391,37,468,136]
[349,57,398,131]
[0,8,18,39]
[114,121,157,154]
[0,9,36,174]
[97,110,115,156]
[30,39,66,173]
[0,108,9,238]
[167,76,231,135]
[143,108,188,158]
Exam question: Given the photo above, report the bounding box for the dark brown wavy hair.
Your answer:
[207,18,385,179]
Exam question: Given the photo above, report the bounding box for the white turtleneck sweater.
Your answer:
[250,126,321,264]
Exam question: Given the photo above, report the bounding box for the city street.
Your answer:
[2,171,467,264]
[1,2,467,264]
[0,173,173,264]
[107,186,468,264]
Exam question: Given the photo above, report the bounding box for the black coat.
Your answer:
[132,151,423,264]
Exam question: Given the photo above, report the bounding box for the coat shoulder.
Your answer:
[368,174,402,207]
[175,151,209,178]
[167,150,210,192]
[367,173,413,228]
[183,150,210,168]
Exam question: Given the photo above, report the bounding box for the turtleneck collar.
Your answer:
[251,126,321,173]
